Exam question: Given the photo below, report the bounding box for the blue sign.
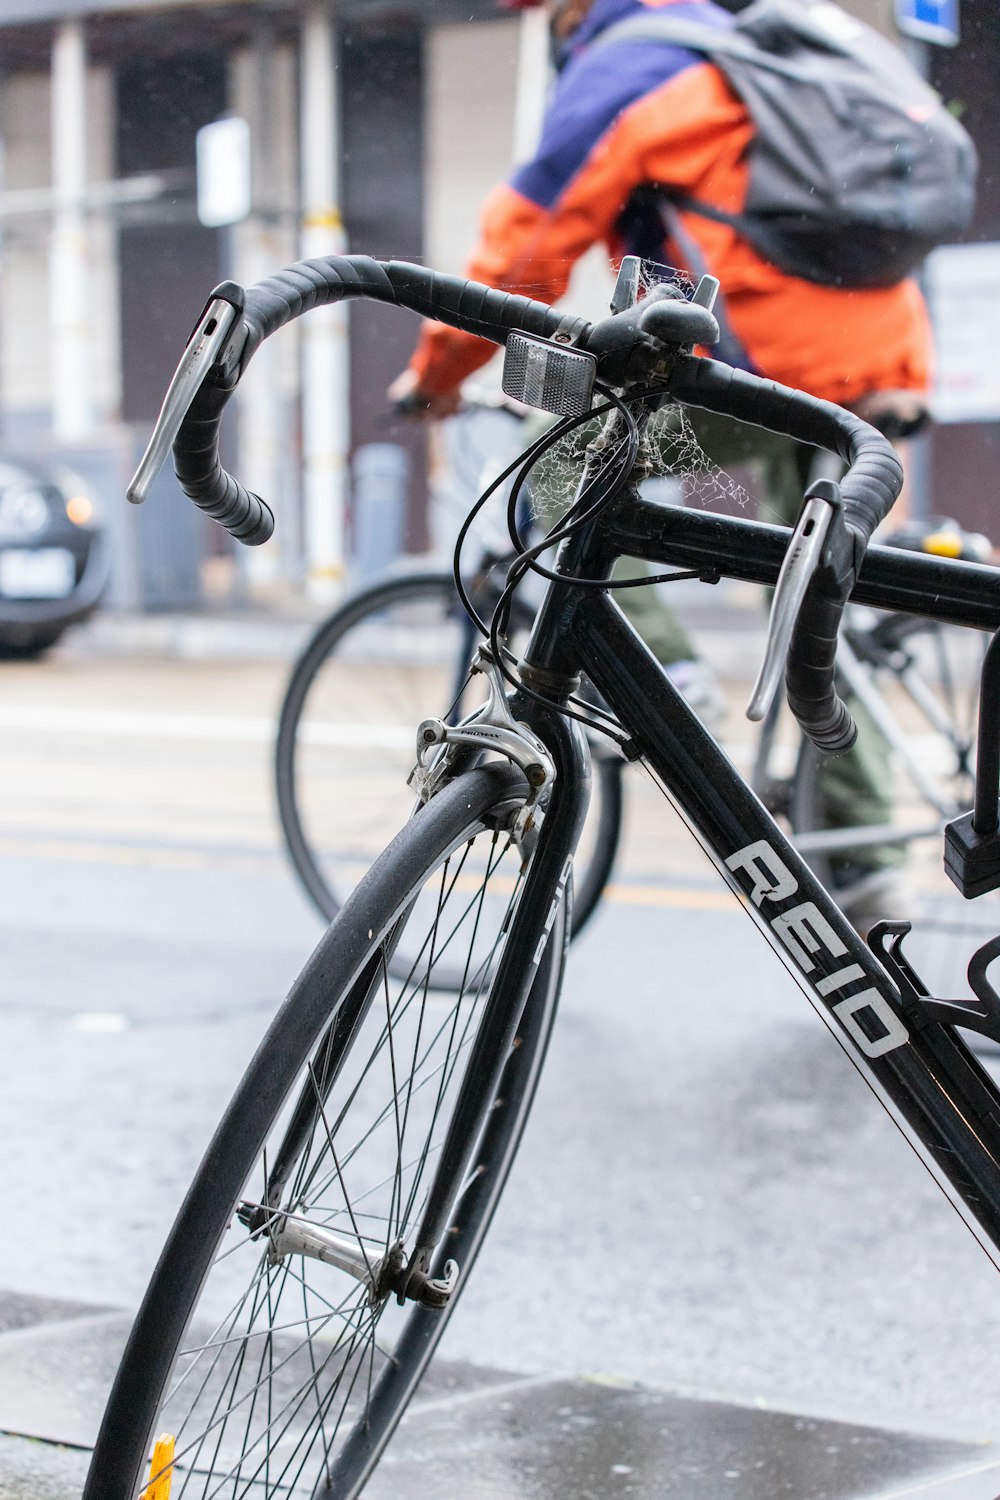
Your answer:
[896,0,960,45]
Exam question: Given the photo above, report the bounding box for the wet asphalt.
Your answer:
[3,598,1000,1497]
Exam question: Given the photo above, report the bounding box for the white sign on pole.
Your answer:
[895,0,959,46]
[196,116,252,228]
[925,243,1000,424]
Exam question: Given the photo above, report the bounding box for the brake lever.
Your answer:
[127,284,246,507]
[746,479,841,723]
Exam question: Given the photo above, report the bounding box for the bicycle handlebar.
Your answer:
[666,355,904,752]
[132,253,903,753]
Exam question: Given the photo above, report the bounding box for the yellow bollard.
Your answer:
[140,1433,175,1500]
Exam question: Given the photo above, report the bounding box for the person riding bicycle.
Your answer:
[390,0,933,930]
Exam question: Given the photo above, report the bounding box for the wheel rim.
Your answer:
[121,775,556,1500]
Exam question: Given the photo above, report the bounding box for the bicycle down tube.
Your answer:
[512,487,1000,1272]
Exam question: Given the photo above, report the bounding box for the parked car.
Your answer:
[0,456,110,657]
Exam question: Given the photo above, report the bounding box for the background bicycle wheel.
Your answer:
[275,570,622,954]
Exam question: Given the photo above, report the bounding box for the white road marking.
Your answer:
[0,704,412,748]
[71,1012,130,1033]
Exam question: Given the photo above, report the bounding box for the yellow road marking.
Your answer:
[603,882,737,911]
[0,833,738,910]
[0,835,257,871]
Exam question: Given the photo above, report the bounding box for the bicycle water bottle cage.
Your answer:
[869,923,1000,1047]
[408,648,555,840]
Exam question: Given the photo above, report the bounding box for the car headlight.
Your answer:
[64,492,96,527]
[0,484,50,537]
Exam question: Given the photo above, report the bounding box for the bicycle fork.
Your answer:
[397,694,591,1309]
[246,680,590,1314]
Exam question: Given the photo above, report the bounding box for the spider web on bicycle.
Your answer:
[525,399,751,526]
[437,258,752,564]
[523,257,750,524]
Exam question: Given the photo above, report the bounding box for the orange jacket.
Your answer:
[410,0,931,407]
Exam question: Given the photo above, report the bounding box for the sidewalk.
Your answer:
[1,1289,999,1500]
[57,575,768,675]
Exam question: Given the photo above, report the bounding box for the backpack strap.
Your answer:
[664,188,810,278]
[654,198,751,370]
[591,11,817,285]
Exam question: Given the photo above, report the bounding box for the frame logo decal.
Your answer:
[533,857,573,969]
[831,988,910,1058]
[726,839,909,1058]
[724,839,797,906]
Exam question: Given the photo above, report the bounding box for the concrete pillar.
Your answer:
[300,0,349,602]
[50,19,92,438]
[513,6,550,164]
[232,27,286,592]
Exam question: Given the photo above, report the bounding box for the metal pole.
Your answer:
[300,0,348,602]
[50,18,92,438]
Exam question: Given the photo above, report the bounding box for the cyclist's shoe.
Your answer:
[664,659,728,728]
[832,865,911,938]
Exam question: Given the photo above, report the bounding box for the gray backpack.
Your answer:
[592,0,977,288]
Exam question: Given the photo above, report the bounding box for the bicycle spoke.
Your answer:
[90,764,557,1500]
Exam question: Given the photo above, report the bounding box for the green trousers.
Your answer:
[629,407,901,876]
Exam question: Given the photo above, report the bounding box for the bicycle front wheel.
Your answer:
[85,762,566,1500]
[275,569,621,939]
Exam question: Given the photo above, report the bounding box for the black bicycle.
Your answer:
[86,254,1000,1500]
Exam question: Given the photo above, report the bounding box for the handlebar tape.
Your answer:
[171,257,587,548]
[668,355,904,753]
[238,256,588,367]
[174,371,274,546]
[172,259,901,751]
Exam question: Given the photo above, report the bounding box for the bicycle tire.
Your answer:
[275,569,622,942]
[84,761,566,1500]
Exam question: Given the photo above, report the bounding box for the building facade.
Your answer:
[0,0,993,608]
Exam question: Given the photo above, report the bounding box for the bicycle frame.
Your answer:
[417,471,1000,1283]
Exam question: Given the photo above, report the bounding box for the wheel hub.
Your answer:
[236,1202,459,1309]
